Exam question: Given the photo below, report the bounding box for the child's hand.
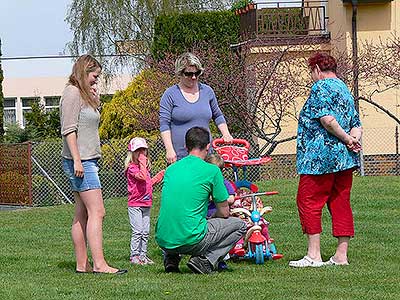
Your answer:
[154,170,165,181]
[138,153,148,165]
[151,170,165,185]
[232,199,242,208]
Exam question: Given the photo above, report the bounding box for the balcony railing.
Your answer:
[239,1,329,38]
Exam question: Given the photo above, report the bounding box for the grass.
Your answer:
[0,176,399,300]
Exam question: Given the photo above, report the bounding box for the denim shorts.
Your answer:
[62,158,102,192]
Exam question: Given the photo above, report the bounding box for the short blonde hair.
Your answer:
[205,153,224,169]
[175,52,204,76]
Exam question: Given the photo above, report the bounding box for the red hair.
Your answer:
[308,52,337,73]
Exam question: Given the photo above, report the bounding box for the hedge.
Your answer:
[151,10,240,59]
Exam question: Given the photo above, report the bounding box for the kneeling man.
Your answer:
[155,127,247,274]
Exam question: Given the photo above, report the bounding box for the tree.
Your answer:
[99,67,174,139]
[65,0,234,73]
[23,100,60,141]
[98,43,308,151]
[101,34,400,156]
[341,36,400,126]
[221,35,400,155]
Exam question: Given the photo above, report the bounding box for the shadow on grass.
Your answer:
[57,260,76,272]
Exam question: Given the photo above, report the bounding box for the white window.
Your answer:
[3,97,17,125]
[44,96,61,113]
[21,97,39,127]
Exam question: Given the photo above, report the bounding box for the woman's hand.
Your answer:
[90,85,100,103]
[74,160,84,178]
[166,148,177,165]
[160,130,177,164]
[222,133,233,143]
[90,85,98,97]
[346,135,362,153]
[347,127,363,153]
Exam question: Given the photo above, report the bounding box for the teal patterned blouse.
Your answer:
[296,78,361,175]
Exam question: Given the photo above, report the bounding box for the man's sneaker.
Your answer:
[187,256,214,274]
[130,255,143,265]
[164,255,181,273]
[140,255,155,265]
[217,261,228,271]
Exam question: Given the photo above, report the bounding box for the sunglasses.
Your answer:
[183,70,202,78]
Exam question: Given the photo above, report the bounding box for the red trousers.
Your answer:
[296,169,354,237]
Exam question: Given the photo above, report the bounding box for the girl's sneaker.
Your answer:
[140,255,155,265]
[130,255,143,265]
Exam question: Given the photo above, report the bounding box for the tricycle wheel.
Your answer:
[269,242,277,254]
[255,243,264,265]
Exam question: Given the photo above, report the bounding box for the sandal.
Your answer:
[289,256,324,268]
[93,269,128,275]
[324,256,349,266]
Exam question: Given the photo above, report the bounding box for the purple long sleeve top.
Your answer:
[159,83,227,159]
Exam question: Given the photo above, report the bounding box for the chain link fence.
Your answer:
[0,142,32,206]
[0,126,399,207]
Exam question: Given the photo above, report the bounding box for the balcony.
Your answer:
[239,1,329,42]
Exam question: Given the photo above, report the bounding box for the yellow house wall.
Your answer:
[267,0,400,155]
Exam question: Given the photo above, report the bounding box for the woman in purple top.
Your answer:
[159,52,233,164]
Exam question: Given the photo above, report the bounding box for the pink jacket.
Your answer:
[125,156,164,207]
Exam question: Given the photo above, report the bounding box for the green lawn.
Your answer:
[0,176,399,300]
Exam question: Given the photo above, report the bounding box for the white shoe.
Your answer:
[141,255,155,265]
[289,256,324,268]
[130,255,144,265]
[324,256,349,266]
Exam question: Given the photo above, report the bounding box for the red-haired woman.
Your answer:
[289,52,363,268]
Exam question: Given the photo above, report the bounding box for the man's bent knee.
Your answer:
[230,217,247,234]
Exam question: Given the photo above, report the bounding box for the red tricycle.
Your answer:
[212,138,283,265]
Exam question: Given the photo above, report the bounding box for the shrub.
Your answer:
[99,68,174,140]
[4,123,31,143]
[151,10,240,59]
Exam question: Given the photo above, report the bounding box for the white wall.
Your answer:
[3,75,132,127]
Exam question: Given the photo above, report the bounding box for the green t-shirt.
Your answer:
[155,155,229,249]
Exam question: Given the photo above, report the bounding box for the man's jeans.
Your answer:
[163,217,247,268]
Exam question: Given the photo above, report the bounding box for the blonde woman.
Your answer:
[159,52,233,164]
[60,54,127,274]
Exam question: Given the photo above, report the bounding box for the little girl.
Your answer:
[124,137,164,265]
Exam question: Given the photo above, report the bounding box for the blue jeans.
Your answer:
[62,158,102,192]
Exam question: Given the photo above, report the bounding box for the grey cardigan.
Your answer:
[60,85,101,160]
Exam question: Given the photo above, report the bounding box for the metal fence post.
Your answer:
[396,126,399,175]
[31,156,72,204]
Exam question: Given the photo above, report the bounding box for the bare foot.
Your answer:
[93,265,119,274]
[76,262,93,273]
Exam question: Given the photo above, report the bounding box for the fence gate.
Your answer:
[0,142,32,206]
